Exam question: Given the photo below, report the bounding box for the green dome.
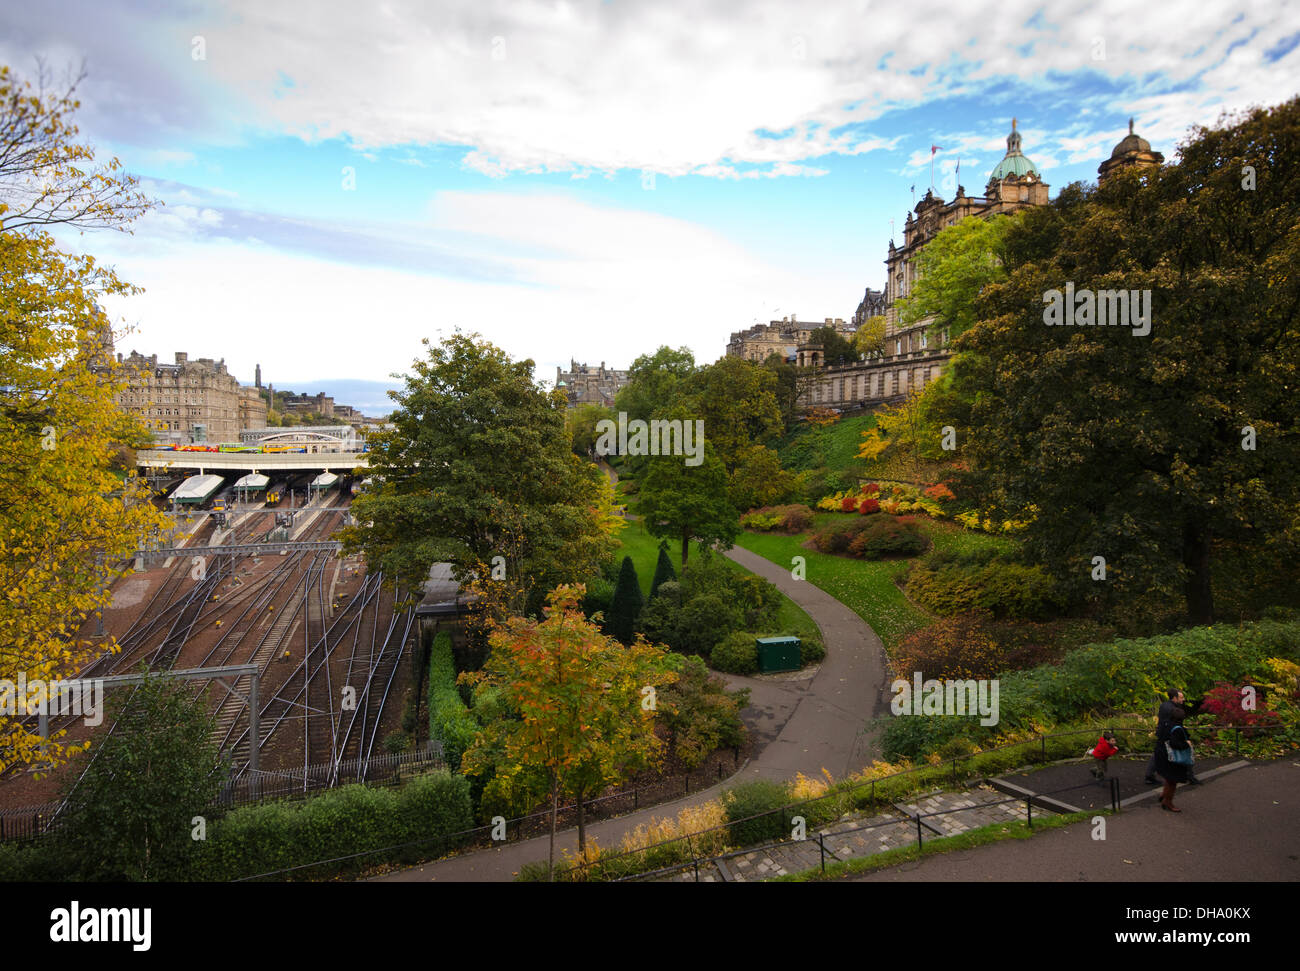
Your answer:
[990,152,1039,179]
[989,118,1040,181]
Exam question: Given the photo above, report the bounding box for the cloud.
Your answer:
[5,0,1294,178]
[87,191,846,384]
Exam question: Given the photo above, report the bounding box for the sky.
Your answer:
[2,0,1297,412]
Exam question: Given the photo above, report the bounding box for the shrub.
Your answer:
[907,556,1061,620]
[193,770,474,880]
[660,655,749,767]
[723,779,792,846]
[858,497,880,515]
[712,631,759,675]
[428,632,479,770]
[840,494,858,513]
[846,516,926,559]
[649,544,677,598]
[582,577,614,618]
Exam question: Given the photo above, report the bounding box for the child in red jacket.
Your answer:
[1088,731,1119,780]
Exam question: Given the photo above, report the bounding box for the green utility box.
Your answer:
[755,636,801,673]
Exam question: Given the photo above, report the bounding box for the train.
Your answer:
[152,443,311,454]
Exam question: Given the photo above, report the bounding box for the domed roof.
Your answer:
[1110,118,1152,158]
[989,118,1040,181]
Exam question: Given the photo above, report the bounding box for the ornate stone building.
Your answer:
[555,359,630,408]
[725,316,853,363]
[798,118,1162,410]
[114,351,243,443]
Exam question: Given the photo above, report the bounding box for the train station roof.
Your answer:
[170,474,225,502]
[233,473,270,489]
[311,472,339,488]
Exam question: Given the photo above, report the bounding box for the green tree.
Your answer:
[566,402,613,457]
[896,212,1017,341]
[607,555,644,644]
[682,355,783,473]
[809,325,859,366]
[951,98,1300,624]
[342,332,620,619]
[760,352,800,430]
[649,541,677,599]
[460,586,677,875]
[636,446,739,568]
[728,443,799,511]
[57,671,227,880]
[659,655,749,770]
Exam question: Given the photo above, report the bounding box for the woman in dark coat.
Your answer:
[1155,705,1192,812]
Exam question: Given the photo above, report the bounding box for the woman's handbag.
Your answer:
[1165,726,1194,766]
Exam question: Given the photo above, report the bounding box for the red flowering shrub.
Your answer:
[1196,681,1281,728]
[863,483,880,495]
[923,483,956,502]
[840,494,858,512]
[858,497,880,515]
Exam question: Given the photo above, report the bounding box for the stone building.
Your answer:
[282,391,335,418]
[798,118,1163,410]
[113,351,243,443]
[850,288,888,329]
[725,316,853,363]
[238,386,268,430]
[1098,118,1165,183]
[555,360,629,408]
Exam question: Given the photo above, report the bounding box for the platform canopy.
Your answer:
[310,472,339,488]
[233,473,270,490]
[170,474,224,503]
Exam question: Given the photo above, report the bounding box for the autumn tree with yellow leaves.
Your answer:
[0,62,166,774]
[460,585,678,880]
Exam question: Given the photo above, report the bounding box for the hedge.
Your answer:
[191,770,473,880]
[427,631,479,770]
[0,771,474,882]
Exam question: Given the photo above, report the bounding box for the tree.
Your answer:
[636,446,739,568]
[606,555,643,645]
[649,542,677,599]
[659,655,749,770]
[853,315,888,358]
[0,64,151,234]
[895,212,1017,341]
[809,325,859,366]
[760,352,800,429]
[728,443,799,511]
[566,402,613,457]
[950,97,1300,624]
[459,586,678,876]
[342,332,622,622]
[681,356,783,473]
[57,670,227,880]
[0,63,169,774]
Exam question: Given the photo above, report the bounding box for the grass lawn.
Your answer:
[734,515,1017,652]
[777,411,876,472]
[612,517,821,641]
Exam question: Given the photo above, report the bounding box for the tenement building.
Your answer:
[725,316,854,363]
[113,351,243,443]
[798,118,1163,409]
[555,360,630,408]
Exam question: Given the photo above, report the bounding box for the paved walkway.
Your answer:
[853,759,1300,882]
[372,543,890,882]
